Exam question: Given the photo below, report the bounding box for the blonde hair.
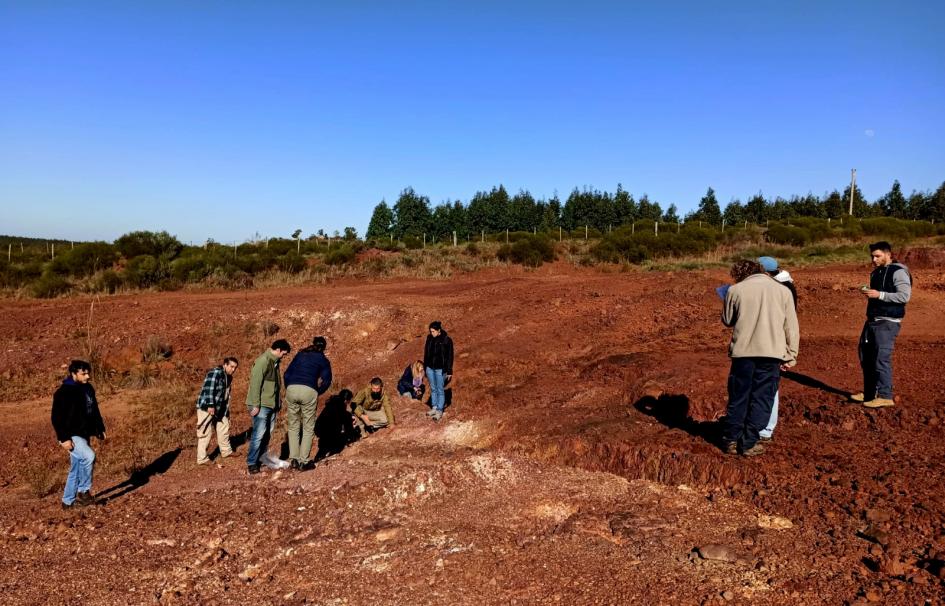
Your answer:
[412,360,425,376]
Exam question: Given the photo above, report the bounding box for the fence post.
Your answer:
[423,233,426,248]
[453,231,457,246]
[51,243,55,259]
[584,225,588,240]
[506,229,509,244]
[481,230,484,243]
[699,221,702,228]
[559,226,562,241]
[7,244,10,262]
[654,221,658,236]
[632,223,635,235]
[722,218,726,232]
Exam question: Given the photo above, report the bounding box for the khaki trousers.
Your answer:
[285,385,318,463]
[356,408,389,430]
[196,409,232,464]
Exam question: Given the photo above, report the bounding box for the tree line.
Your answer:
[366,180,945,242]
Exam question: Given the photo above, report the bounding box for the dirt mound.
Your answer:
[899,246,945,269]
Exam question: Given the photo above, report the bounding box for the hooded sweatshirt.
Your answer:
[722,273,800,365]
[51,378,106,442]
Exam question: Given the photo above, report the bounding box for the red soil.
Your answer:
[2,260,944,605]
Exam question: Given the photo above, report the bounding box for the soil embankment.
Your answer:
[2,261,944,604]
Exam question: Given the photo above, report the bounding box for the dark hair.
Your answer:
[730,259,763,283]
[338,388,353,401]
[429,321,443,331]
[68,359,91,375]
[301,336,327,354]
[223,356,239,366]
[370,377,383,387]
[271,339,291,352]
[869,241,892,253]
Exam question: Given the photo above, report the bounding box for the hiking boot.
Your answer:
[863,398,895,409]
[289,460,300,471]
[758,435,773,443]
[76,491,95,506]
[723,442,738,455]
[300,461,317,472]
[61,502,74,510]
[742,443,765,457]
[248,464,261,475]
[849,392,865,403]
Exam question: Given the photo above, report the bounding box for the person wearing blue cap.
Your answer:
[756,256,798,442]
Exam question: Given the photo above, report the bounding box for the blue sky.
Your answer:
[2,1,944,243]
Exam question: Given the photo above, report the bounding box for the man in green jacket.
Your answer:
[246,339,291,474]
[352,377,395,435]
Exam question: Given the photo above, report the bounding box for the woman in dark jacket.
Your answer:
[397,360,426,400]
[423,321,454,421]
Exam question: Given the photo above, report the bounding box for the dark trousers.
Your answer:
[724,357,781,450]
[859,319,901,400]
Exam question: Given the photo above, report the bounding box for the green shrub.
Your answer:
[124,254,165,288]
[497,235,555,267]
[170,256,207,282]
[92,269,123,294]
[767,224,811,246]
[50,242,119,277]
[325,245,356,266]
[31,272,71,298]
[115,231,182,259]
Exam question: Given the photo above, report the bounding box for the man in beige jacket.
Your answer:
[721,260,799,456]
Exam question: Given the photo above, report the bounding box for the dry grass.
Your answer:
[24,459,63,498]
[141,334,173,363]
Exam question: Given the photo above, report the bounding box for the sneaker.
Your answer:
[248,464,261,475]
[863,398,895,409]
[289,460,300,471]
[758,435,773,443]
[425,409,436,417]
[300,461,317,472]
[849,392,866,403]
[723,442,738,455]
[76,491,95,506]
[61,502,74,510]
[431,411,443,421]
[742,443,765,457]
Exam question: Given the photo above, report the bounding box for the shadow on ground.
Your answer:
[97,448,181,504]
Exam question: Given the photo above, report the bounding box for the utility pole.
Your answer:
[848,168,856,216]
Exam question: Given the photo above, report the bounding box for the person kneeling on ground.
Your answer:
[352,377,395,435]
[52,360,107,509]
[721,259,799,457]
[195,357,239,465]
[397,360,426,400]
[314,389,356,461]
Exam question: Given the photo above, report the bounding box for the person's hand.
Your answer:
[60,440,74,452]
[100,432,106,441]
[444,374,452,382]
[780,364,791,372]
[863,289,882,299]
[250,407,260,417]
[360,414,372,426]
[207,407,215,416]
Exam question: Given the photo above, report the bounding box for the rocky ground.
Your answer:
[1,256,944,605]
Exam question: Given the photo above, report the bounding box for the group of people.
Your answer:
[50,242,910,508]
[719,240,911,456]
[195,320,454,475]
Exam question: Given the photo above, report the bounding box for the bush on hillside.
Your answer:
[325,245,356,266]
[497,235,555,267]
[31,271,71,298]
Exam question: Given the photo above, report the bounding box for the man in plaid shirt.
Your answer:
[196,357,239,464]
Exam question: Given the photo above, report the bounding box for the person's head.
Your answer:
[68,359,92,384]
[222,357,239,376]
[370,377,384,395]
[757,256,779,276]
[412,360,424,377]
[270,339,291,359]
[311,336,327,352]
[730,259,763,283]
[429,320,443,337]
[338,388,353,403]
[869,241,894,267]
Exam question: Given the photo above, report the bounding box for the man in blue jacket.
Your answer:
[282,336,332,470]
[851,241,912,409]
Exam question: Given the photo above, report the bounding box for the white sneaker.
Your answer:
[431,411,443,421]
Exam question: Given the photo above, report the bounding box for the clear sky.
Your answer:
[2,1,944,243]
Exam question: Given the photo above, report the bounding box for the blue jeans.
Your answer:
[724,357,781,450]
[63,436,95,505]
[759,390,779,439]
[426,368,446,413]
[859,319,901,400]
[246,406,277,467]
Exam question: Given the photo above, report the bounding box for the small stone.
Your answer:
[375,527,401,542]
[865,509,891,523]
[239,564,260,583]
[697,544,738,563]
[721,590,734,601]
[758,515,794,530]
[865,589,882,602]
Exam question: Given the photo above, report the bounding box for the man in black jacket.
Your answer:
[423,321,454,421]
[852,241,912,408]
[51,360,106,509]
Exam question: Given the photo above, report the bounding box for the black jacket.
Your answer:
[51,378,106,442]
[424,331,454,374]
